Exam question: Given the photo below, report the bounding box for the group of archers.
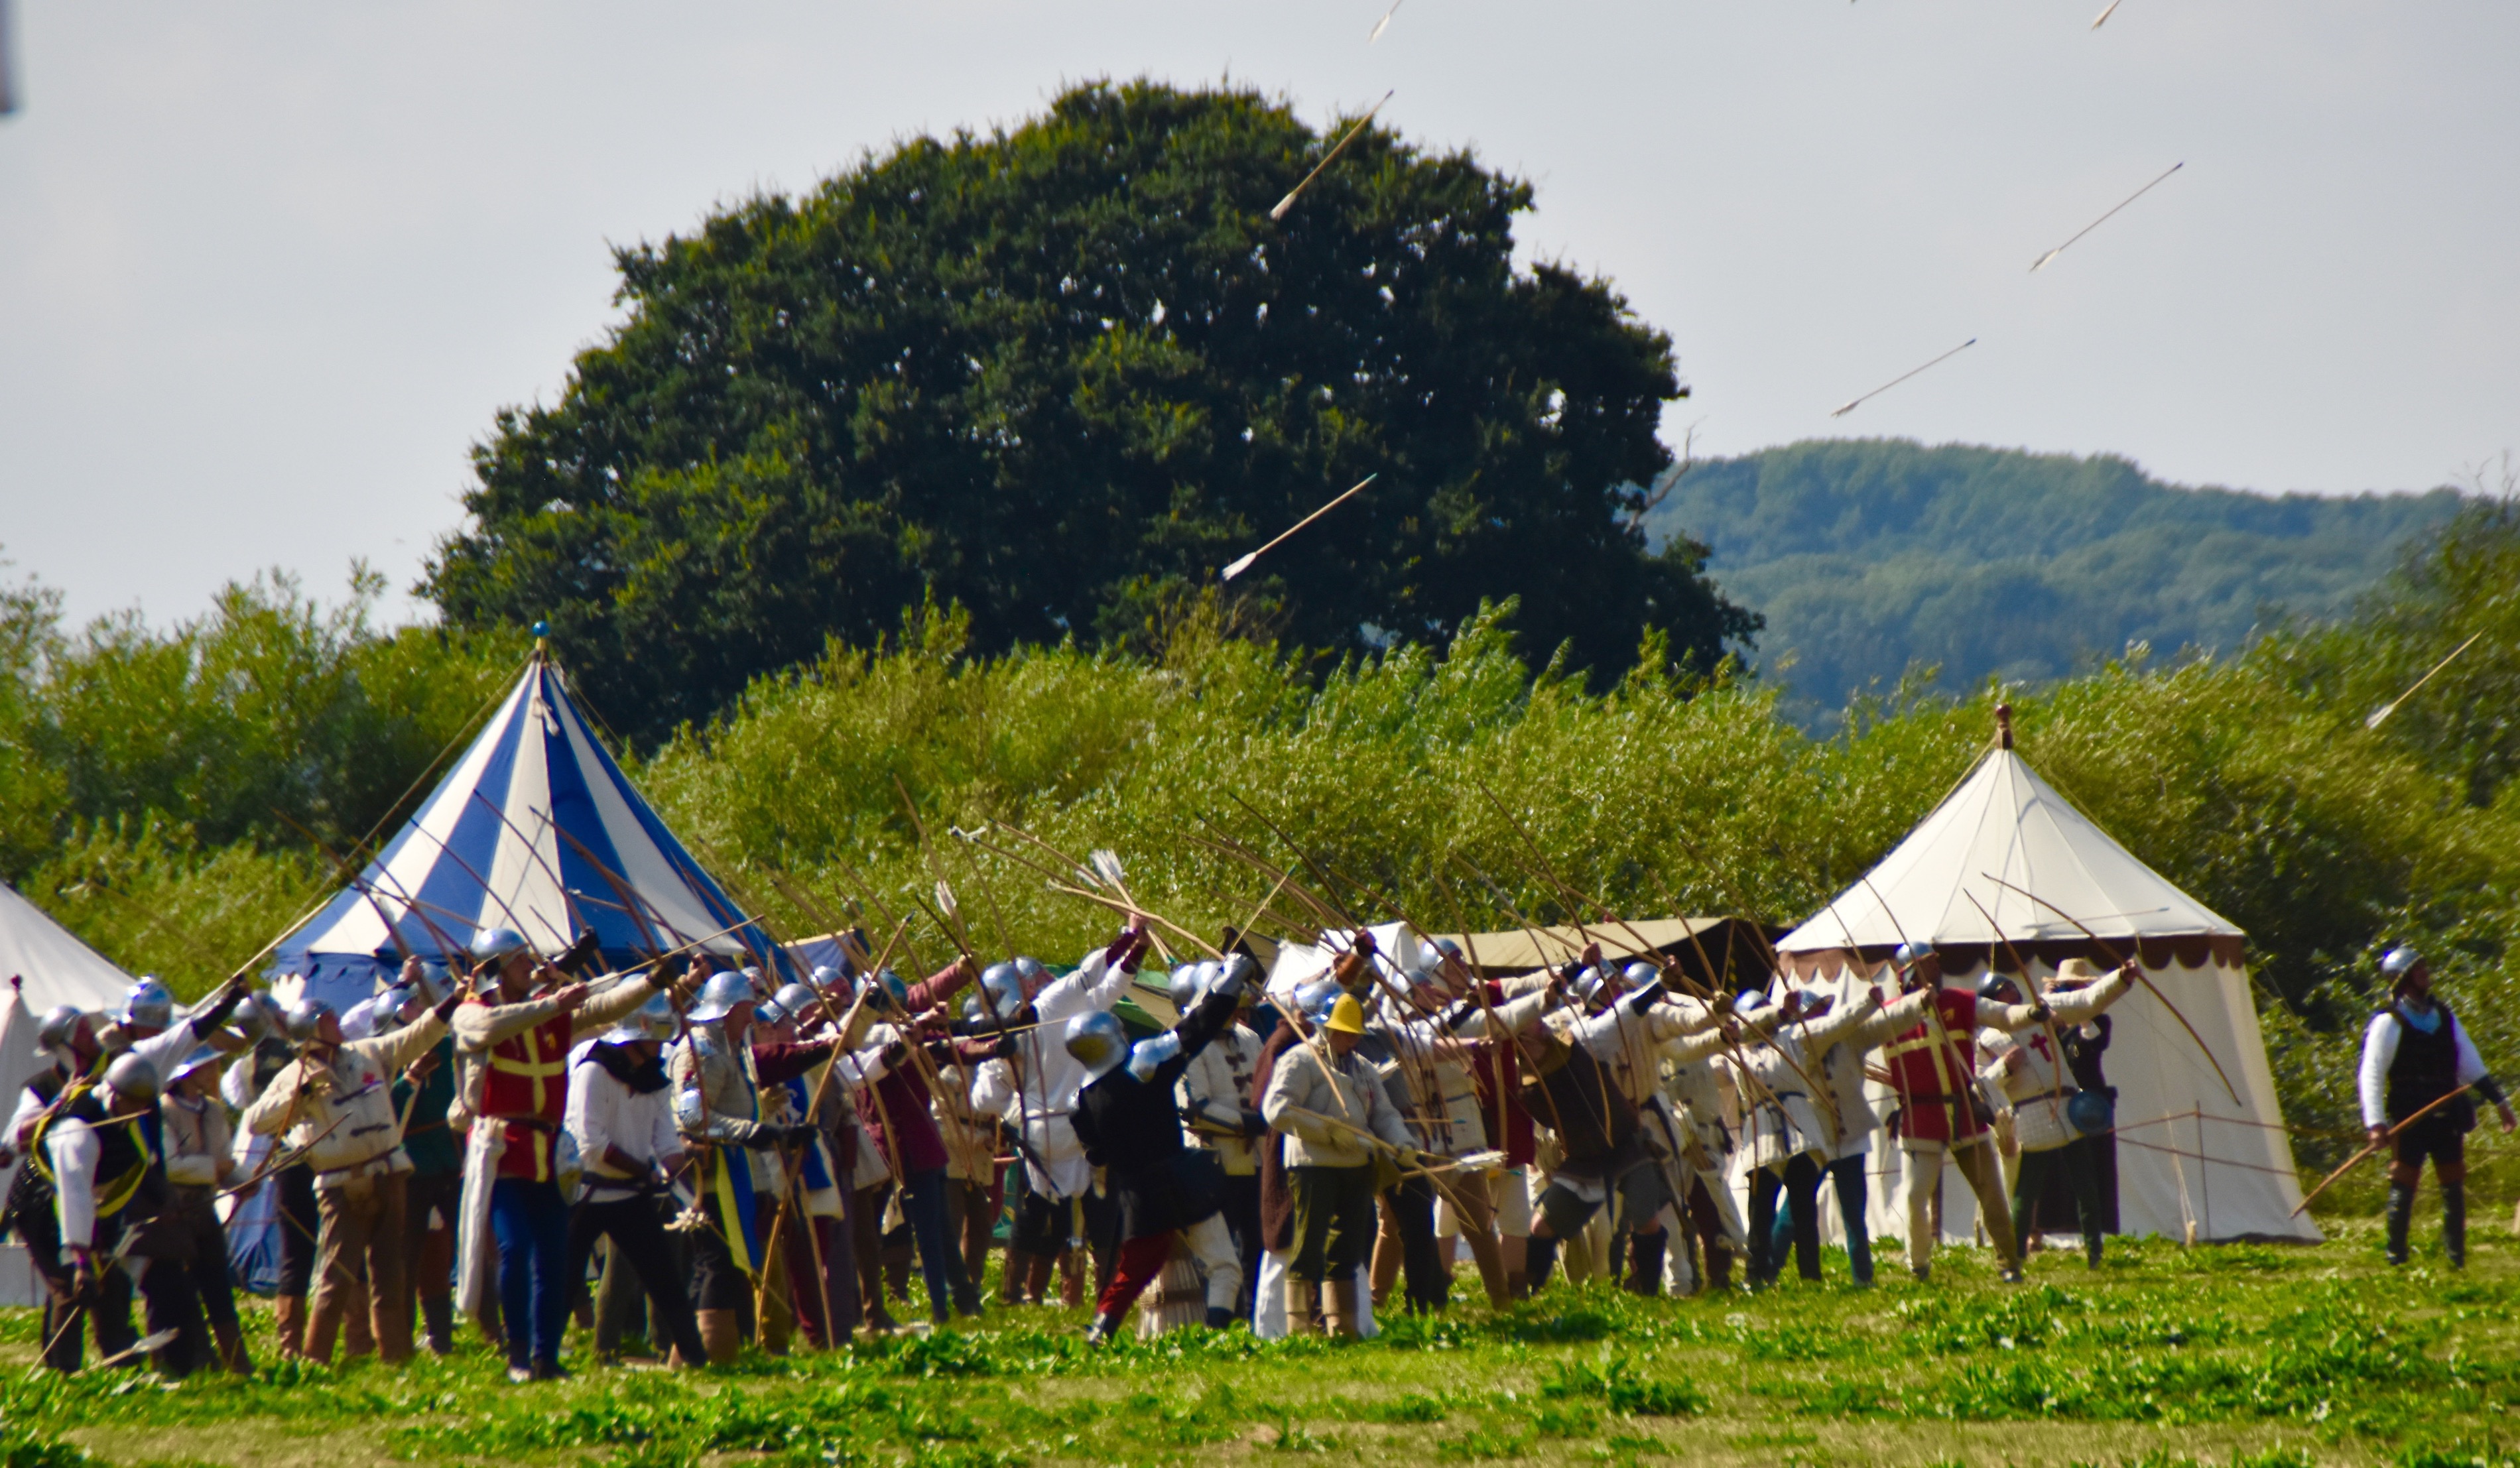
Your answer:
[1,914,2504,1386]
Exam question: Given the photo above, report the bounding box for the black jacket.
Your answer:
[1072,983,1242,1240]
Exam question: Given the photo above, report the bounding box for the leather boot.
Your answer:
[2386,1182,2416,1266]
[374,1294,414,1365]
[340,1281,375,1359]
[1505,1270,1528,1302]
[420,1294,456,1356]
[273,1294,308,1361]
[696,1308,741,1367]
[1525,1234,1560,1293]
[882,1242,913,1302]
[1625,1231,1666,1297]
[213,1318,253,1377]
[1704,1240,1734,1292]
[1284,1276,1322,1337]
[1001,1250,1035,1304]
[303,1294,344,1367]
[1322,1276,1360,1341]
[2444,1180,2468,1269]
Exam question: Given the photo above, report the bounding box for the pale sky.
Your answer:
[1,2,2513,630]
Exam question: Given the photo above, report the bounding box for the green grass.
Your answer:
[7,1222,2520,1467]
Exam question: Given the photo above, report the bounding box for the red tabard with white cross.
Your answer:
[472,1002,576,1182]
[1880,988,1985,1146]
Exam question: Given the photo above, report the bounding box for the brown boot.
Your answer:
[1505,1271,1529,1302]
[303,1294,344,1366]
[373,1295,414,1365]
[696,1308,741,1367]
[340,1281,374,1359]
[1284,1277,1322,1337]
[212,1318,253,1376]
[1322,1277,1360,1341]
[273,1294,308,1361]
[1001,1250,1035,1305]
[1025,1251,1055,1306]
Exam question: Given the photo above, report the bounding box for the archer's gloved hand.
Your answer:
[779,1123,821,1148]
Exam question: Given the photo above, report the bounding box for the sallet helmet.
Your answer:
[773,983,820,1021]
[1735,988,1773,1013]
[1014,956,1049,993]
[1977,973,2023,1004]
[283,998,338,1044]
[104,1053,161,1107]
[1217,953,1261,1000]
[33,1004,85,1058]
[121,977,175,1031]
[1064,1010,1128,1080]
[810,964,845,991]
[1574,966,1609,1003]
[470,928,531,963]
[608,991,678,1044]
[1166,966,1202,1010]
[2380,946,2423,978]
[231,991,283,1044]
[1294,977,1342,1025]
[754,997,790,1029]
[979,962,1025,1019]
[169,1044,225,1087]
[1894,940,1936,968]
[687,970,757,1024]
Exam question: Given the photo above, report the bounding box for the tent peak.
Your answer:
[1996,702,2014,751]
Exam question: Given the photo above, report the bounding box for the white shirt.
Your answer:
[970,948,1133,1195]
[566,1049,681,1201]
[2358,1004,2489,1129]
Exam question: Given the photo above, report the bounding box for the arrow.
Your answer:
[2031,162,2183,273]
[1271,93,1393,221]
[1830,339,1976,418]
[2365,631,2482,730]
[1221,474,1377,581]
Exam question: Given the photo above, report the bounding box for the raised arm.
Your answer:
[569,975,660,1042]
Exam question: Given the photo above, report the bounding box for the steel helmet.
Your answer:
[1217,953,1261,1000]
[121,977,175,1031]
[1795,987,1837,1017]
[774,983,820,1022]
[232,991,283,1044]
[755,997,791,1028]
[607,991,678,1044]
[1014,956,1048,991]
[1894,940,1936,968]
[810,965,845,992]
[1573,965,1610,1002]
[979,962,1025,1019]
[283,998,338,1044]
[33,1004,86,1057]
[1064,1010,1128,1079]
[1294,977,1342,1025]
[411,960,453,1006]
[168,1044,225,1086]
[104,1053,161,1106]
[687,970,756,1024]
[1735,988,1773,1013]
[1977,973,2023,1004]
[1623,961,1660,989]
[1165,966,1200,1010]
[470,928,531,963]
[2066,1089,2113,1136]
[2380,946,2424,978]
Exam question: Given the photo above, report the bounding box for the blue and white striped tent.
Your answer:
[268,653,787,1014]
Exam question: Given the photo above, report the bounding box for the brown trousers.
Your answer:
[310,1172,412,1363]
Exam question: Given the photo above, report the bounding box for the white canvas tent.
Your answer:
[0,880,141,1304]
[1771,732,2321,1247]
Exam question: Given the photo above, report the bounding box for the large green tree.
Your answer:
[423,80,1755,745]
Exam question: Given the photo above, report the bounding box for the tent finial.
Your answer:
[1995,703,2014,750]
[531,619,550,660]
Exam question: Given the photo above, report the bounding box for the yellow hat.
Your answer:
[1324,993,1368,1036]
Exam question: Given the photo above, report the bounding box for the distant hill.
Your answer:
[1640,440,2465,719]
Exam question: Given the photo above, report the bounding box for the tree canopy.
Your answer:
[423,80,1754,745]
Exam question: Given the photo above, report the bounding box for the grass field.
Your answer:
[1,1217,2514,1468]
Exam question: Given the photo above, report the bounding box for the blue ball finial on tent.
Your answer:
[531,619,550,639]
